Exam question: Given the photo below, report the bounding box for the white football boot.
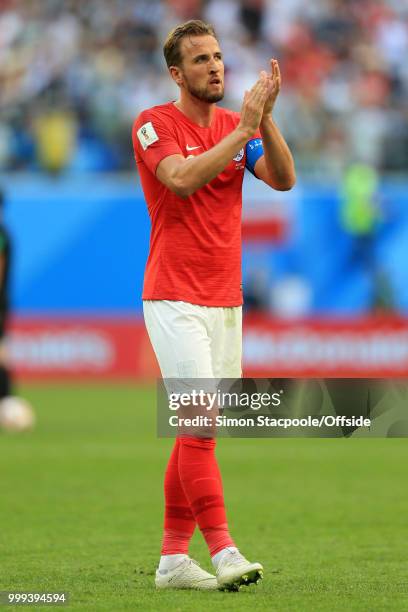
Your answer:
[155,557,218,590]
[216,548,263,591]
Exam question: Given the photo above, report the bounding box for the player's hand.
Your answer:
[238,74,271,137]
[261,59,281,118]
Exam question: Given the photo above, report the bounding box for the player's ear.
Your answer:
[169,65,183,87]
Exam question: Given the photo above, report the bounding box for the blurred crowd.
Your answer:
[1,0,407,176]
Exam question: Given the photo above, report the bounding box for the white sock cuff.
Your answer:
[211,546,238,568]
[159,554,188,572]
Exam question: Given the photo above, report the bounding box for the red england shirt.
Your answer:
[132,102,250,307]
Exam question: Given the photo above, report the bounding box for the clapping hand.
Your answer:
[261,59,281,118]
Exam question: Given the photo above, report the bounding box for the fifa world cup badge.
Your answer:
[137,122,159,150]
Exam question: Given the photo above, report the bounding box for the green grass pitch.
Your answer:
[0,384,407,611]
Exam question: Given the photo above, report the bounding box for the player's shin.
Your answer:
[161,438,196,556]
[178,436,235,556]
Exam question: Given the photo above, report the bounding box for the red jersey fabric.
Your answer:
[133,102,250,307]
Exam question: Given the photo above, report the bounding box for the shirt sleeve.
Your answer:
[132,111,183,176]
[0,231,6,253]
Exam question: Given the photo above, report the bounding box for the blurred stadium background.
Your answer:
[1,0,408,380]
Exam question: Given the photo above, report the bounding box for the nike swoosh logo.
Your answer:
[186,145,202,151]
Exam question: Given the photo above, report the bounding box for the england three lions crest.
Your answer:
[233,148,244,162]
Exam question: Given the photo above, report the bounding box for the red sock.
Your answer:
[178,436,235,556]
[161,438,196,555]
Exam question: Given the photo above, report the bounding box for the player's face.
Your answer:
[178,35,224,103]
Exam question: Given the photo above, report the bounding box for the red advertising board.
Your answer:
[243,315,408,377]
[7,315,408,380]
[7,317,159,381]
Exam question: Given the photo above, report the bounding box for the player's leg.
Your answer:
[149,304,238,570]
[143,300,214,379]
[211,306,243,379]
[170,306,237,562]
[161,437,195,557]
[0,317,12,400]
[143,300,218,590]
[207,306,264,590]
[0,360,12,398]
[177,433,236,558]
[156,436,218,590]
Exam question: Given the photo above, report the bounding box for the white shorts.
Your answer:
[143,300,242,379]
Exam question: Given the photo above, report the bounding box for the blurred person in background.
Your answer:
[33,100,77,175]
[0,0,407,176]
[340,162,393,311]
[0,190,13,401]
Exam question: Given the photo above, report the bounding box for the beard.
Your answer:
[184,77,224,103]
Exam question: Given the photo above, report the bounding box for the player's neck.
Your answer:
[174,94,216,128]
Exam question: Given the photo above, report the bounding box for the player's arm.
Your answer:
[0,235,6,290]
[253,59,296,191]
[156,77,271,199]
[254,118,296,191]
[0,255,5,289]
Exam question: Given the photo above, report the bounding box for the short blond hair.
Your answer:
[163,20,218,68]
